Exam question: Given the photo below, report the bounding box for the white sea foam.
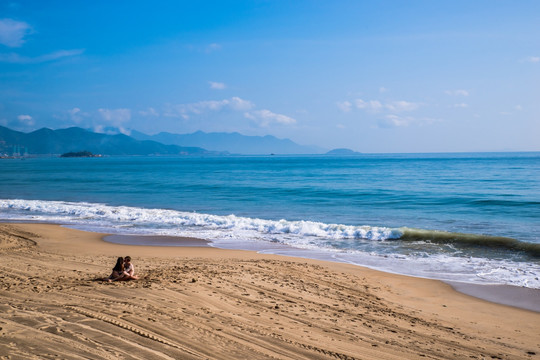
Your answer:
[0,199,401,241]
[334,251,540,288]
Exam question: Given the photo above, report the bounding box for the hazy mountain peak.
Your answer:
[0,126,217,156]
[130,130,325,155]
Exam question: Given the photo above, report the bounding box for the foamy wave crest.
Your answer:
[0,199,401,242]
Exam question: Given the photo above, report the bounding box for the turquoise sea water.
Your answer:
[1,153,539,287]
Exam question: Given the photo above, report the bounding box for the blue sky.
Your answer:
[1,1,539,152]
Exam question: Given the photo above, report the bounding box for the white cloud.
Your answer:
[354,99,383,112]
[445,89,469,96]
[166,97,254,119]
[0,18,31,47]
[69,107,81,116]
[98,108,131,126]
[244,109,296,126]
[195,100,229,112]
[515,105,523,111]
[17,114,34,125]
[336,100,352,112]
[0,49,84,63]
[378,115,438,128]
[351,98,418,112]
[229,97,253,111]
[378,115,411,128]
[164,96,293,128]
[370,100,383,111]
[385,100,420,112]
[93,124,130,135]
[209,81,226,90]
[354,99,367,109]
[379,87,388,93]
[68,107,90,123]
[139,107,159,117]
[93,125,107,134]
[453,103,468,108]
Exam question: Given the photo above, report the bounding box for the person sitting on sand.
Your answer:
[120,256,139,281]
[103,256,125,282]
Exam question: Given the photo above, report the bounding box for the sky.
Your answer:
[0,0,539,153]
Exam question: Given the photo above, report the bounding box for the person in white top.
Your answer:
[118,256,139,281]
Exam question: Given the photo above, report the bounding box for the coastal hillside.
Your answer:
[0,126,217,156]
[130,130,325,155]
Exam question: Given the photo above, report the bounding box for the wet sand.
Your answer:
[105,233,540,313]
[104,234,211,247]
[1,223,539,359]
[448,282,540,313]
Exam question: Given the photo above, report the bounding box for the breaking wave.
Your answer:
[0,199,400,241]
[399,228,540,258]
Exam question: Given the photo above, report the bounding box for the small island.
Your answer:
[325,148,362,156]
[60,151,101,158]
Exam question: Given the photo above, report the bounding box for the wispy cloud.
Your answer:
[205,43,222,53]
[68,107,90,123]
[209,81,226,90]
[244,109,296,126]
[164,96,296,128]
[445,89,469,96]
[453,103,468,108]
[337,94,436,129]
[341,98,420,113]
[138,107,159,117]
[336,100,352,112]
[98,108,131,123]
[499,105,524,116]
[0,18,32,47]
[378,115,438,128]
[378,115,412,128]
[354,99,383,112]
[523,56,539,63]
[165,97,254,119]
[385,100,420,112]
[0,49,84,63]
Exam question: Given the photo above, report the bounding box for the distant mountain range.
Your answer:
[130,130,325,155]
[0,126,328,156]
[0,126,215,156]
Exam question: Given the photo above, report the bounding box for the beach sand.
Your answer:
[0,223,539,359]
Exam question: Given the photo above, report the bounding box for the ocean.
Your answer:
[1,153,539,288]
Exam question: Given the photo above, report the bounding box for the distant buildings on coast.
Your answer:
[0,143,29,159]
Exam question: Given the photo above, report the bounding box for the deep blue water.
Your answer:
[1,153,539,287]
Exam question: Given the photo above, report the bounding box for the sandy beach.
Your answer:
[0,223,539,359]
